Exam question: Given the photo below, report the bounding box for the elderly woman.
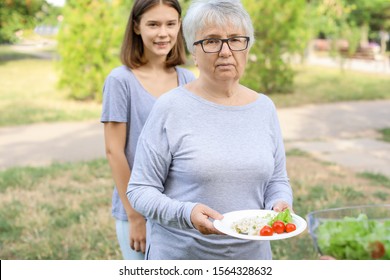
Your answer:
[127,0,293,260]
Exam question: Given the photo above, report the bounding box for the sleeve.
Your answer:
[264,102,293,210]
[126,101,197,229]
[100,73,130,123]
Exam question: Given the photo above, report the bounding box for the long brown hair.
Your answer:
[120,0,186,69]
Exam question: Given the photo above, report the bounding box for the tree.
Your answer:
[241,0,310,93]
[345,0,390,54]
[0,0,46,43]
[309,0,390,54]
[57,0,132,101]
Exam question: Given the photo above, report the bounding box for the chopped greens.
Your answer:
[268,208,293,226]
[315,214,390,259]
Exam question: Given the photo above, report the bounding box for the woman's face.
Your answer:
[193,24,249,83]
[135,4,181,60]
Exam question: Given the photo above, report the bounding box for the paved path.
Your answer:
[1,100,390,176]
[0,121,105,169]
[279,100,390,176]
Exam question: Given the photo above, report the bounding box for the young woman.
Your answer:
[101,0,195,260]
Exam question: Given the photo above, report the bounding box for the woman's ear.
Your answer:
[192,53,198,66]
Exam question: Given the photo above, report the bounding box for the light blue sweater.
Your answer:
[127,86,293,259]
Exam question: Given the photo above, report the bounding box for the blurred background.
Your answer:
[0,0,389,260]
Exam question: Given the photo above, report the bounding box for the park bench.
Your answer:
[339,47,376,60]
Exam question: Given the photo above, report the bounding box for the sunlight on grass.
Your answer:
[0,51,102,127]
[269,66,390,108]
[0,158,120,260]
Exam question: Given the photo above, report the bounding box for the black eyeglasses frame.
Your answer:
[193,36,250,53]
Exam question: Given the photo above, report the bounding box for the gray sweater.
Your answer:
[127,86,293,260]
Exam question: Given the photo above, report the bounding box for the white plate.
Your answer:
[213,209,307,240]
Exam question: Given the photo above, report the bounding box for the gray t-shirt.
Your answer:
[101,65,196,220]
[127,87,293,260]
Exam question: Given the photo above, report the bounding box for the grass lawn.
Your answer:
[269,65,390,107]
[0,159,120,260]
[1,153,389,260]
[0,46,101,127]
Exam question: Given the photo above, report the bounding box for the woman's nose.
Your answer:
[158,26,168,37]
[219,41,232,56]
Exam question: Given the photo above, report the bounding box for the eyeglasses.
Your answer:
[193,36,250,53]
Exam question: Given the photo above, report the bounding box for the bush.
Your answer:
[57,0,132,101]
[241,0,310,93]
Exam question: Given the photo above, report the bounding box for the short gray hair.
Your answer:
[183,0,254,53]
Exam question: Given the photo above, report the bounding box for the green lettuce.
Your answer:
[315,214,390,259]
[268,208,293,225]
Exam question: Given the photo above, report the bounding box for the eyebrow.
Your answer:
[146,19,178,24]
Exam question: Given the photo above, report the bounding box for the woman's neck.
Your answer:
[186,76,258,106]
[200,75,239,96]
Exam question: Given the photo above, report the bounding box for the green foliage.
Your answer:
[241,0,310,93]
[0,0,45,43]
[57,0,133,101]
[345,0,390,29]
[308,0,390,54]
[36,2,64,26]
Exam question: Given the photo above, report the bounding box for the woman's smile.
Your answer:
[154,41,170,48]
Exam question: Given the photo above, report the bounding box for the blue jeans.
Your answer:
[115,219,145,260]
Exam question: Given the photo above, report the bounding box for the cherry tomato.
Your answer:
[260,225,274,236]
[370,241,385,259]
[272,220,285,234]
[285,223,296,233]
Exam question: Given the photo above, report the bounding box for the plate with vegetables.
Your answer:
[213,209,307,240]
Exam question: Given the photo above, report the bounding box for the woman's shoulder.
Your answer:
[256,92,277,109]
[106,65,133,81]
[175,66,196,81]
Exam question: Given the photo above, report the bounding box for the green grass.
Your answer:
[1,155,390,260]
[285,148,309,157]
[0,158,120,260]
[379,128,390,143]
[359,172,390,188]
[269,66,390,108]
[0,45,101,127]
